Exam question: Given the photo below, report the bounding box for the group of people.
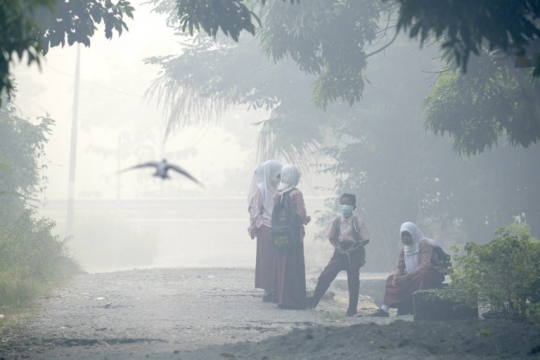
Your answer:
[247,160,446,317]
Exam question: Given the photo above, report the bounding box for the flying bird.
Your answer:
[119,159,205,188]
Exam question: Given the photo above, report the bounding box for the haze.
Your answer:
[10,0,539,276]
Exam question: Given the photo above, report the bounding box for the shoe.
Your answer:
[345,310,357,317]
[369,308,389,317]
[306,296,317,309]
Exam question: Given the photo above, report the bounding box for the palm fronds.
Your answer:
[254,117,323,176]
[144,73,235,139]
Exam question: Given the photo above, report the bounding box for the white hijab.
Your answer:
[247,163,264,204]
[400,222,438,273]
[248,160,282,216]
[277,164,300,195]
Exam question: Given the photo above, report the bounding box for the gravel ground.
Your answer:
[1,268,539,360]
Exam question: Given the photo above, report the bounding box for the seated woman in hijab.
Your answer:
[370,222,446,317]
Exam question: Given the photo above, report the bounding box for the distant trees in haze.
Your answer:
[164,0,540,154]
[145,0,540,271]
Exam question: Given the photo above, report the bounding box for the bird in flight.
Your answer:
[119,159,205,188]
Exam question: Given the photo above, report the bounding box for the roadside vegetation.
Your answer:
[0,103,81,314]
[447,223,540,323]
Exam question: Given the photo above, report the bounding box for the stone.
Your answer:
[413,289,478,321]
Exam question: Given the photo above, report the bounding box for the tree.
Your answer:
[144,33,327,173]
[165,0,540,153]
[0,0,134,103]
[150,0,397,109]
[170,0,540,76]
[147,1,540,271]
[394,0,540,76]
[157,0,297,41]
[424,50,540,156]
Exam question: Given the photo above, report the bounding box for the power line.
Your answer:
[44,64,153,101]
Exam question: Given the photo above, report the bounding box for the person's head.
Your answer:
[339,193,356,218]
[279,164,301,189]
[401,231,414,245]
[399,222,423,246]
[263,160,282,188]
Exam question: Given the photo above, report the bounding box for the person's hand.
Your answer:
[248,227,256,240]
[305,216,311,225]
[334,243,346,254]
[392,275,400,287]
[394,274,412,287]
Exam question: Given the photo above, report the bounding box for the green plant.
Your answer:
[448,223,540,322]
[0,103,81,311]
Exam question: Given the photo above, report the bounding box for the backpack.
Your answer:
[431,245,452,274]
[331,215,362,242]
[271,191,299,247]
[331,215,366,267]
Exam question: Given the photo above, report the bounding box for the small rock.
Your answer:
[96,340,110,347]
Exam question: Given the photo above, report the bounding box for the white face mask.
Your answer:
[340,204,353,218]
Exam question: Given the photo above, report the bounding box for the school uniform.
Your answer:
[310,215,370,315]
[249,187,277,292]
[272,188,309,309]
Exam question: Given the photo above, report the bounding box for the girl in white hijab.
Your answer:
[247,160,282,301]
[370,222,445,317]
[248,160,282,232]
[276,164,301,195]
[400,222,440,274]
[273,164,311,310]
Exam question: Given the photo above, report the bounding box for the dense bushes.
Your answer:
[0,103,80,311]
[448,223,540,322]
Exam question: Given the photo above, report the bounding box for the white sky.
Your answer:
[12,0,267,200]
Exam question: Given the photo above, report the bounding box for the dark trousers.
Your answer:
[311,245,365,314]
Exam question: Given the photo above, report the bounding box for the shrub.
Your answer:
[448,223,540,322]
[0,103,80,311]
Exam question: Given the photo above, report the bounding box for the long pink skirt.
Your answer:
[255,225,276,291]
[273,241,307,309]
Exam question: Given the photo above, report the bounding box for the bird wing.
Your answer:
[167,164,206,188]
[118,161,159,174]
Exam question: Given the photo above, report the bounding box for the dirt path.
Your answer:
[0,268,385,359]
[1,268,539,360]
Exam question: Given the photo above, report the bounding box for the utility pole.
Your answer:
[66,44,81,239]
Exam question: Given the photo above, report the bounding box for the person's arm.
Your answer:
[326,217,345,253]
[291,190,311,225]
[247,189,263,239]
[407,240,433,275]
[394,240,433,286]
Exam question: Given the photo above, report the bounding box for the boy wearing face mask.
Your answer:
[307,193,370,316]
